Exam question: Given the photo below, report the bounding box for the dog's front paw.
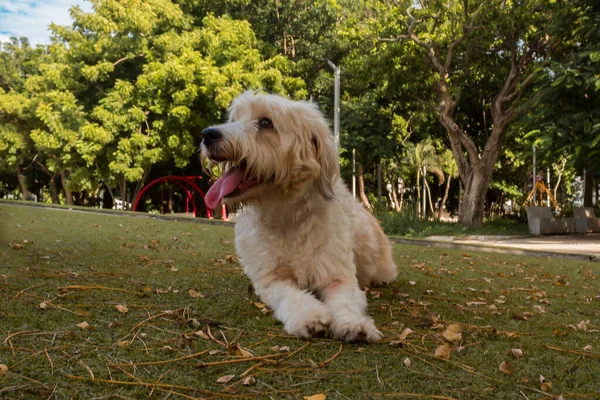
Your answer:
[285,306,332,339]
[331,315,383,343]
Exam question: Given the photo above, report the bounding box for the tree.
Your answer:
[0,38,51,200]
[521,0,600,207]
[438,149,458,218]
[376,0,561,227]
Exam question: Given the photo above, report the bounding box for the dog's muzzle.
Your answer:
[202,127,222,147]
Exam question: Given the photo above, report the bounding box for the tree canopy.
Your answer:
[0,0,598,225]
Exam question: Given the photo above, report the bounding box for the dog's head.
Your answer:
[201,91,339,209]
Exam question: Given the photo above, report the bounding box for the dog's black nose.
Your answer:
[202,128,222,146]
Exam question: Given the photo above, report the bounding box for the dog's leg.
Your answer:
[256,280,332,339]
[321,280,383,342]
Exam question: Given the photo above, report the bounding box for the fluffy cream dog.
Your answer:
[201,91,397,342]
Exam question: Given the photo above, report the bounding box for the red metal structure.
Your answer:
[132,176,222,219]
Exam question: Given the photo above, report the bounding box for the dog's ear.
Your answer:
[312,131,339,201]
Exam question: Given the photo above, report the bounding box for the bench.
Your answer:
[573,207,600,233]
[526,206,575,235]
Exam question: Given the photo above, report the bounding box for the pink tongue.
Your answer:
[205,170,245,209]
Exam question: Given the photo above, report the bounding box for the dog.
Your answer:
[201,91,397,342]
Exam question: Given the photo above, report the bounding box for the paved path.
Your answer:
[454,234,600,258]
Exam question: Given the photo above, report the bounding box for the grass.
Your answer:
[1,203,599,399]
[377,210,530,238]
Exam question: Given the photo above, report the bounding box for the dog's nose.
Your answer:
[202,128,222,146]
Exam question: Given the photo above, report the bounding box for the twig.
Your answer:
[376,364,384,386]
[374,393,458,399]
[14,284,43,298]
[64,374,243,397]
[44,347,54,375]
[109,350,210,367]
[543,344,600,359]
[318,343,343,367]
[206,325,227,347]
[130,308,184,332]
[59,285,142,295]
[196,353,290,368]
[78,360,95,379]
[45,383,58,400]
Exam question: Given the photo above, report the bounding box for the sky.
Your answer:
[0,0,92,45]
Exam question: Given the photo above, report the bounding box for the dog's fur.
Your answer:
[201,91,397,342]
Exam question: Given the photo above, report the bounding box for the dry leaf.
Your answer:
[118,340,130,347]
[0,364,7,374]
[236,347,253,358]
[434,343,452,359]
[279,346,291,352]
[189,289,204,298]
[269,345,281,352]
[12,243,24,250]
[216,375,235,384]
[403,357,411,368]
[540,374,552,392]
[466,301,487,306]
[195,330,210,340]
[399,328,414,340]
[583,345,593,352]
[115,304,129,313]
[510,348,524,359]
[303,395,326,400]
[442,324,462,343]
[499,361,514,374]
[77,321,91,330]
[242,376,255,386]
[577,320,589,331]
[253,301,266,309]
[533,305,546,314]
[409,281,416,285]
[39,301,49,309]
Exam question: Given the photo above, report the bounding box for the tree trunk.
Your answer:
[119,175,128,210]
[60,170,74,206]
[16,165,30,200]
[438,175,452,219]
[49,175,59,204]
[457,169,488,228]
[387,172,401,212]
[357,163,372,210]
[424,178,435,218]
[584,168,594,207]
[416,168,421,217]
[398,181,405,212]
[553,158,567,200]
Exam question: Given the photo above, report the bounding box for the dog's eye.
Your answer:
[258,117,273,130]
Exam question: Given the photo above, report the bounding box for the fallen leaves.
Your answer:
[403,357,411,368]
[510,348,524,359]
[115,304,129,313]
[76,321,92,330]
[188,289,204,298]
[0,364,7,374]
[540,375,552,392]
[303,394,326,400]
[442,324,462,343]
[499,361,514,374]
[216,374,235,384]
[12,243,24,250]
[434,343,452,360]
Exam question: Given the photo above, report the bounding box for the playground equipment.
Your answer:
[132,176,227,220]
[521,179,560,210]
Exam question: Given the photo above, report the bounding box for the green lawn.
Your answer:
[1,204,598,399]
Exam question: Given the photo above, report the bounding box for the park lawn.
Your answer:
[0,204,599,400]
